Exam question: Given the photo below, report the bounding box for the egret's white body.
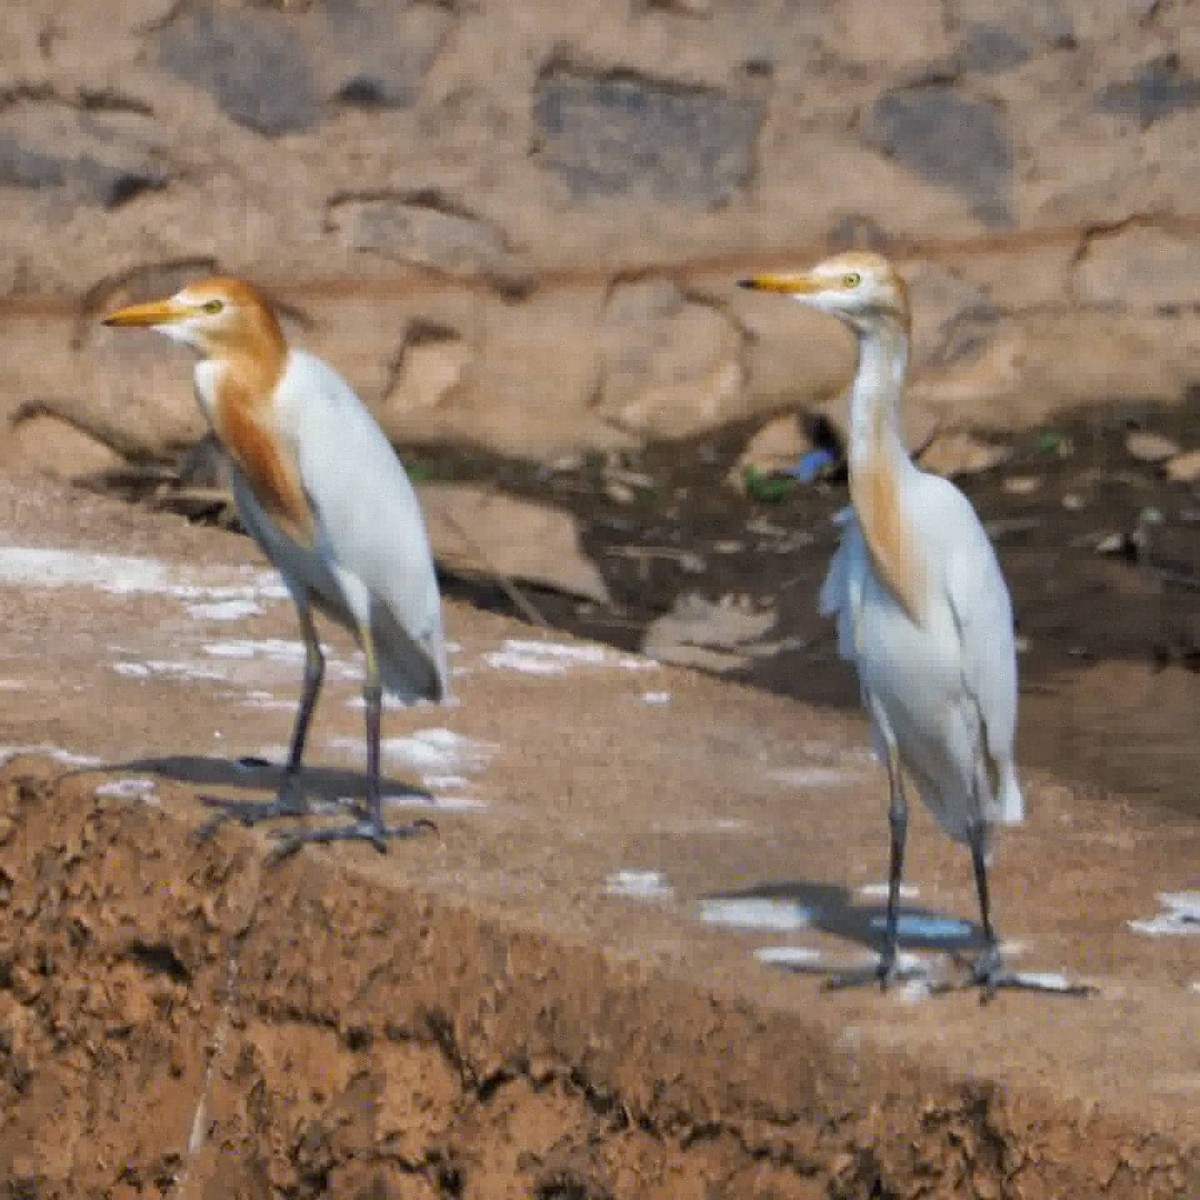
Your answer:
[104,277,446,854]
[825,496,1022,844]
[739,253,1086,996]
[195,350,447,703]
[819,460,1023,847]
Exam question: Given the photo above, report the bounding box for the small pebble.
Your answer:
[1166,449,1200,484]
[1125,430,1180,464]
[1003,476,1041,496]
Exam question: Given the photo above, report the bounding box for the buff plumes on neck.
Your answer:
[739,252,925,623]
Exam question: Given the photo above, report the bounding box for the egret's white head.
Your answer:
[738,251,910,335]
[102,276,285,361]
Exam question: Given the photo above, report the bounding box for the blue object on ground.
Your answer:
[788,448,837,483]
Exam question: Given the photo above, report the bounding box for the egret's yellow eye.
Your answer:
[842,272,862,288]
[201,299,224,315]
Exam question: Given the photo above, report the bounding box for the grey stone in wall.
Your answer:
[0,137,66,190]
[328,193,513,275]
[158,3,321,136]
[0,105,168,210]
[868,84,1013,226]
[3,0,1199,461]
[322,0,452,110]
[1095,56,1200,126]
[533,71,763,208]
[957,23,1031,75]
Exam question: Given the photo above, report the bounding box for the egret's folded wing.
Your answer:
[280,351,448,700]
[941,492,1022,822]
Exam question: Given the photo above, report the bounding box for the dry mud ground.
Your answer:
[0,476,1197,1199]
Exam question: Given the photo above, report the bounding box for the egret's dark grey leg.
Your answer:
[966,821,1003,998]
[826,745,924,991]
[269,620,436,861]
[881,754,908,980]
[198,602,331,836]
[283,607,326,783]
[939,819,1096,1001]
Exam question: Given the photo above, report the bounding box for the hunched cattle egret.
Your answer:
[739,253,1090,998]
[103,277,448,856]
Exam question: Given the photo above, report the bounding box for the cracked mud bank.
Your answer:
[1,762,1198,1200]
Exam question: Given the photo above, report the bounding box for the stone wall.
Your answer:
[1,0,1198,461]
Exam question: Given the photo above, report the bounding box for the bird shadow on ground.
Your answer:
[108,754,431,807]
[701,879,986,978]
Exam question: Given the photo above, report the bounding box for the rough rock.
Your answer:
[1094,57,1200,126]
[1125,430,1181,464]
[157,3,323,137]
[0,413,124,481]
[958,22,1032,74]
[904,262,999,370]
[327,192,515,276]
[319,0,452,111]
[1165,449,1200,484]
[919,430,1012,478]
[867,85,1013,226]
[532,69,763,207]
[642,593,776,672]
[832,0,952,70]
[596,280,747,439]
[0,0,1197,460]
[1004,475,1041,495]
[1074,227,1200,312]
[417,482,611,604]
[381,321,474,418]
[730,413,810,482]
[0,98,168,211]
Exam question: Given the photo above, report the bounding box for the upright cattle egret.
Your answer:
[739,253,1089,997]
[103,278,448,855]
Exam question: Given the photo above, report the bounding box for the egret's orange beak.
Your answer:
[737,272,822,295]
[102,297,189,327]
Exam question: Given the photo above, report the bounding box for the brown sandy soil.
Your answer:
[0,476,1196,1198]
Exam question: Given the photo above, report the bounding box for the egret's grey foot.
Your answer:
[268,815,438,863]
[195,779,312,840]
[935,943,1097,1002]
[960,941,1006,1002]
[824,947,927,992]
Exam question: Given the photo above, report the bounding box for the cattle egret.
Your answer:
[739,253,1090,998]
[103,277,448,855]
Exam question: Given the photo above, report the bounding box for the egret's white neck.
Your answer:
[843,313,926,623]
[847,318,912,473]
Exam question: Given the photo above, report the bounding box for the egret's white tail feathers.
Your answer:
[990,764,1025,826]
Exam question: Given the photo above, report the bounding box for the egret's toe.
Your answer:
[266,815,438,864]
